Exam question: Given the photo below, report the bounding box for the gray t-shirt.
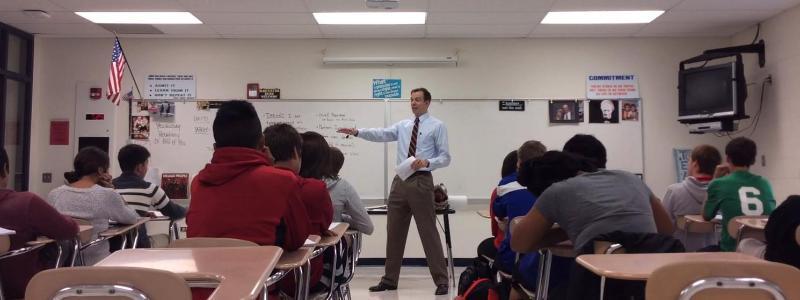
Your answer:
[534,169,657,250]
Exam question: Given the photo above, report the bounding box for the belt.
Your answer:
[408,171,431,178]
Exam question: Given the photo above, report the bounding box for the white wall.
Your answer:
[31,37,730,258]
[730,5,800,203]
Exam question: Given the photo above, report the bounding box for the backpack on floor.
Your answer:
[458,257,492,295]
[456,278,500,300]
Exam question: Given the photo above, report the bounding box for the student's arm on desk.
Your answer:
[702,182,722,221]
[106,192,140,224]
[510,208,566,252]
[650,194,674,235]
[29,194,79,239]
[152,186,187,220]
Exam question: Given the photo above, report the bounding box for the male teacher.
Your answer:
[337,87,451,295]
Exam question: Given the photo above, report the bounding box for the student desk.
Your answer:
[678,215,721,233]
[732,216,769,244]
[535,241,574,300]
[101,218,151,249]
[271,235,320,300]
[96,246,283,300]
[27,225,93,268]
[576,252,760,300]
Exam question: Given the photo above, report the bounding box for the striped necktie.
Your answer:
[408,117,420,158]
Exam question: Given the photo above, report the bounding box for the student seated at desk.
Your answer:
[662,144,721,251]
[0,147,79,299]
[113,144,186,248]
[47,147,139,266]
[263,125,333,293]
[324,146,374,235]
[738,195,800,268]
[186,101,311,298]
[704,137,776,252]
[494,141,571,297]
[478,150,517,261]
[186,100,310,247]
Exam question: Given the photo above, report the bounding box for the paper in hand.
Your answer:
[395,156,417,181]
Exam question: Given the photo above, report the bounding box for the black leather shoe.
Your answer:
[369,282,397,292]
[435,284,449,295]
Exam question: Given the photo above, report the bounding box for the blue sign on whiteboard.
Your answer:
[372,79,402,99]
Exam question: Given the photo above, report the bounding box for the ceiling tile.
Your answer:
[0,0,64,11]
[0,11,87,24]
[427,24,534,37]
[193,12,315,25]
[306,0,429,12]
[529,24,644,37]
[428,0,556,12]
[155,24,219,35]
[211,24,319,35]
[636,22,751,37]
[51,0,185,11]
[654,10,779,24]
[319,25,425,38]
[177,0,310,13]
[427,12,545,25]
[9,22,110,36]
[672,0,800,11]
[550,0,683,11]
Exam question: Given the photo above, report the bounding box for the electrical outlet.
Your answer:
[761,155,766,167]
[42,173,52,183]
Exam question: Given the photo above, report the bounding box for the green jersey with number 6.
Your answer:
[704,170,776,251]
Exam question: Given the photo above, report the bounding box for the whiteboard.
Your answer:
[133,101,387,199]
[134,99,642,200]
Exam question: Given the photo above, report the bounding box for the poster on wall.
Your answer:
[621,100,640,121]
[372,79,402,99]
[161,173,189,199]
[549,100,583,124]
[586,74,639,99]
[130,116,150,140]
[146,74,196,100]
[589,100,619,124]
[50,120,70,145]
[673,149,691,183]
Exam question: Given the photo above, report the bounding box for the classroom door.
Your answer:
[0,27,33,191]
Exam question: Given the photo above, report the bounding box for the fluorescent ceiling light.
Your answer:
[541,11,664,24]
[75,12,202,24]
[313,12,426,25]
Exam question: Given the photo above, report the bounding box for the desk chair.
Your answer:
[309,223,349,300]
[0,235,58,300]
[167,237,257,248]
[25,266,191,300]
[593,241,624,300]
[676,216,717,233]
[337,230,362,300]
[645,260,800,300]
[728,216,767,251]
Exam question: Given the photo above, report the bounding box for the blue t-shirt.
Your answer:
[493,172,536,271]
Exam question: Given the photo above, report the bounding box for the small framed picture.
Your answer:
[589,100,619,124]
[621,100,640,121]
[549,100,582,124]
[247,83,260,99]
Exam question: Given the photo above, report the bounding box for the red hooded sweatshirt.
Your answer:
[187,147,310,250]
[0,189,78,299]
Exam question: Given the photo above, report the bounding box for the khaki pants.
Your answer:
[381,173,448,287]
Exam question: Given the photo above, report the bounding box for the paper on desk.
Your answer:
[395,156,417,181]
[0,227,16,235]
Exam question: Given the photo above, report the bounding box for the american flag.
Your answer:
[107,37,126,105]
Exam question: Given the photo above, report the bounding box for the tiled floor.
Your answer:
[348,266,465,300]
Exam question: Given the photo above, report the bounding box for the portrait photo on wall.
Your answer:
[589,99,619,124]
[549,100,583,123]
[621,100,640,121]
[130,115,150,140]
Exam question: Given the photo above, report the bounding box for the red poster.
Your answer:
[50,120,69,145]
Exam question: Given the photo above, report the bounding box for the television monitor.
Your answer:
[678,61,746,122]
